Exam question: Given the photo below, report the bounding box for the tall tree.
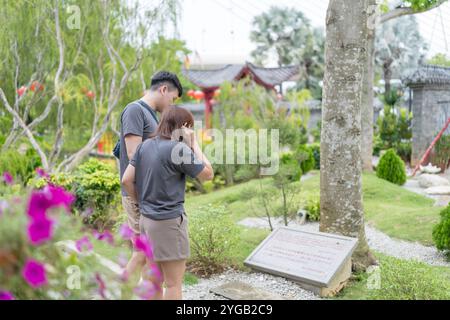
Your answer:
[321,0,375,271]
[0,0,182,172]
[361,0,448,172]
[375,15,427,97]
[250,6,325,98]
[250,6,313,67]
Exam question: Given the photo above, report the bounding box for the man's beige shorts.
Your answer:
[122,196,141,236]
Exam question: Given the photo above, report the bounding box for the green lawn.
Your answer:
[186,171,442,246]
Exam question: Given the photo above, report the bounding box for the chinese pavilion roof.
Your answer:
[404,65,450,86]
[182,62,300,91]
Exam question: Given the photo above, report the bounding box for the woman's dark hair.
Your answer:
[154,106,194,140]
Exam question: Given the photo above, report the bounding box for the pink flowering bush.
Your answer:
[0,171,151,300]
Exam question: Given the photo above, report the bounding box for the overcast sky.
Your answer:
[178,0,450,66]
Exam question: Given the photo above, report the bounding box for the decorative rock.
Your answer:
[420,164,441,174]
[418,174,449,188]
[425,186,450,195]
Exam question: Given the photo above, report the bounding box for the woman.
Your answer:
[121,106,214,300]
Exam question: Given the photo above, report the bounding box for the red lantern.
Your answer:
[214,89,221,98]
[17,86,27,97]
[194,90,204,101]
[30,81,44,92]
[86,90,95,100]
[187,89,195,98]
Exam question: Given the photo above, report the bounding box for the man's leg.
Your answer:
[122,196,147,284]
[159,260,186,300]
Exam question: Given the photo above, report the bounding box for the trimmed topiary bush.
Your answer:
[376,149,407,185]
[432,204,450,257]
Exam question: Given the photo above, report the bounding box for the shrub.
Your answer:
[295,145,315,174]
[376,149,407,185]
[309,143,320,170]
[395,141,412,163]
[0,148,41,186]
[368,255,450,300]
[432,134,450,171]
[188,205,240,276]
[432,204,450,256]
[304,197,320,221]
[28,158,121,230]
[280,153,303,182]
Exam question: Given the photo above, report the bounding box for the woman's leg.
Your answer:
[159,260,186,300]
[141,261,164,300]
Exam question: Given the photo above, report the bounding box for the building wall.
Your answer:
[410,85,450,166]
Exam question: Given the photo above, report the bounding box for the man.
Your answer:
[119,71,183,284]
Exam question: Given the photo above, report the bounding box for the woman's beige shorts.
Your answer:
[139,213,190,262]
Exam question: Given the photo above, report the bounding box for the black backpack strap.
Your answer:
[137,100,159,124]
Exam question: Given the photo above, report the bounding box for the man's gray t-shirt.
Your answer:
[129,137,205,220]
[119,100,158,196]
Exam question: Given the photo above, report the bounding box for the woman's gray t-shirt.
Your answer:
[129,137,205,220]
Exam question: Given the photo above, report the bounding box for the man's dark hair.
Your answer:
[150,71,183,97]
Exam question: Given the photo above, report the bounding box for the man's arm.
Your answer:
[125,135,142,161]
[121,164,138,202]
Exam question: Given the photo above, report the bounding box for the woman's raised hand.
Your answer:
[180,123,196,149]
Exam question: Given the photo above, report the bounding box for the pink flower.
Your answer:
[36,168,49,178]
[27,185,75,219]
[133,235,154,260]
[42,185,75,212]
[27,217,55,246]
[119,224,134,240]
[0,200,8,217]
[27,192,51,219]
[75,236,93,253]
[22,259,48,288]
[133,281,158,300]
[0,290,14,300]
[94,273,107,299]
[93,230,115,245]
[2,172,13,185]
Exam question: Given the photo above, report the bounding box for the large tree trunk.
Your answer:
[361,2,376,172]
[320,0,375,272]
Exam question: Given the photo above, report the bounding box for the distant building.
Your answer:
[404,65,450,166]
[182,62,300,128]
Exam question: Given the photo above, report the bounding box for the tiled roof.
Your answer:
[404,65,450,86]
[182,62,300,90]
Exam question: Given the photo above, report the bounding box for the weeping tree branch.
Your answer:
[380,0,448,24]
[0,88,49,170]
[56,2,146,172]
[48,0,65,166]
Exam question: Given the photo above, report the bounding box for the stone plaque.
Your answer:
[244,227,358,292]
[210,281,286,300]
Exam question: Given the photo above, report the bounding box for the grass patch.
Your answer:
[334,252,450,300]
[183,272,199,286]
